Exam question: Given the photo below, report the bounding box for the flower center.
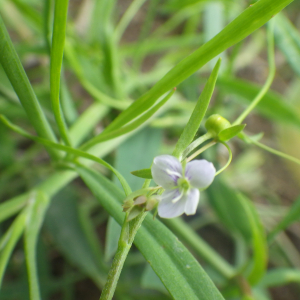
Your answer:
[177,177,190,193]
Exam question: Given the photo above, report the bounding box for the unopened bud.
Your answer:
[205,114,231,138]
[122,199,134,212]
[145,197,159,211]
[134,195,147,206]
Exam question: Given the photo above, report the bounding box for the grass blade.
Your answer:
[24,191,50,300]
[0,115,132,196]
[0,194,29,223]
[268,196,300,242]
[77,165,225,300]
[50,0,71,146]
[238,194,267,285]
[81,88,175,150]
[172,58,221,159]
[104,0,294,134]
[0,14,60,159]
[274,13,300,77]
[217,77,300,127]
[0,212,26,287]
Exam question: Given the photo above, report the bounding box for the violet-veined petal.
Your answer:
[184,188,200,215]
[185,159,216,189]
[151,155,182,189]
[158,189,186,218]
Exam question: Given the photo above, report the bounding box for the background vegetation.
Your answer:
[1,0,300,299]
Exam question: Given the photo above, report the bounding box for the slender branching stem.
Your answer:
[233,19,275,125]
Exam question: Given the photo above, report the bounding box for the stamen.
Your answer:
[172,191,184,203]
[166,169,182,178]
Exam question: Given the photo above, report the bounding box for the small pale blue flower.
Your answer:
[151,155,216,218]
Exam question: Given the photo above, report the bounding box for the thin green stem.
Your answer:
[99,170,152,299]
[114,0,147,43]
[0,115,132,196]
[215,141,233,176]
[99,212,147,300]
[80,89,175,151]
[186,140,216,162]
[233,19,275,125]
[181,132,213,161]
[250,139,300,166]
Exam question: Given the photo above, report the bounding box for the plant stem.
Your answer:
[250,139,300,166]
[181,132,213,160]
[114,0,147,43]
[99,212,147,300]
[186,140,216,162]
[215,141,232,176]
[233,19,275,125]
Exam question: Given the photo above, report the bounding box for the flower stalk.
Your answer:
[99,211,147,300]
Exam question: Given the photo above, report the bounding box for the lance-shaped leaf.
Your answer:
[77,165,226,300]
[103,0,294,134]
[0,15,60,158]
[24,191,50,300]
[50,0,71,146]
[172,58,221,159]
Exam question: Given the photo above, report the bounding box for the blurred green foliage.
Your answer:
[0,0,300,300]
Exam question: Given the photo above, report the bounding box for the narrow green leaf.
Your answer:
[50,0,71,146]
[0,194,28,223]
[203,1,225,68]
[24,191,50,300]
[104,217,121,262]
[207,180,253,241]
[268,196,300,242]
[77,166,225,300]
[45,188,107,286]
[238,194,267,285]
[259,268,300,287]
[69,102,109,147]
[0,212,26,287]
[274,13,300,77]
[218,124,246,141]
[172,58,221,159]
[163,218,235,279]
[0,115,132,196]
[0,14,60,159]
[141,264,168,294]
[10,0,42,29]
[208,181,267,285]
[43,0,53,53]
[131,168,152,179]
[61,78,78,125]
[104,0,294,133]
[217,77,300,127]
[81,88,175,150]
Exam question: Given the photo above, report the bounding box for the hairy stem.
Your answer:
[99,212,147,300]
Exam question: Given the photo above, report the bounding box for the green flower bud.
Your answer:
[205,114,231,138]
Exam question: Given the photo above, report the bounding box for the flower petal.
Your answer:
[184,188,199,215]
[185,159,216,189]
[151,155,182,189]
[158,189,186,218]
